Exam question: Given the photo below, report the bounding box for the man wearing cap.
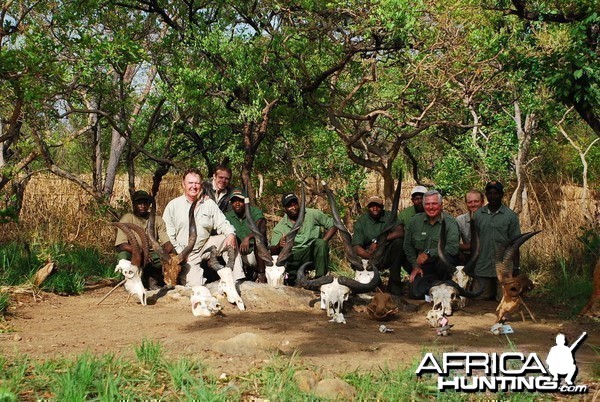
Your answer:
[225,187,268,282]
[202,164,234,212]
[398,185,427,227]
[115,190,174,289]
[403,190,460,299]
[270,192,338,283]
[456,189,485,267]
[473,180,521,300]
[352,195,404,293]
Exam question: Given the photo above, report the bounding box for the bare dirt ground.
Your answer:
[1,281,599,388]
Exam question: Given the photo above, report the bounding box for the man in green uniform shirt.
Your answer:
[473,180,521,300]
[403,190,460,299]
[225,187,268,283]
[270,192,338,284]
[115,190,174,289]
[352,195,404,294]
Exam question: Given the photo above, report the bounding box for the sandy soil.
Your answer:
[1,281,599,387]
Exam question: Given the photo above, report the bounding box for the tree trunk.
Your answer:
[580,255,600,318]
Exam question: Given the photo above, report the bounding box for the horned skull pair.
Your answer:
[296,262,380,323]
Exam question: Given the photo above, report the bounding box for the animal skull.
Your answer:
[190,286,222,317]
[367,288,399,320]
[354,269,375,284]
[426,309,444,328]
[451,266,471,309]
[265,265,285,288]
[320,279,351,318]
[217,267,245,310]
[429,283,459,317]
[115,259,147,306]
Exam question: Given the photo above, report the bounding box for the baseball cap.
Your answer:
[366,195,384,206]
[281,192,298,207]
[411,186,427,196]
[230,187,246,201]
[485,180,504,193]
[132,190,152,203]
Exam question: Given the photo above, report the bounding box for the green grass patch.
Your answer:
[0,292,9,317]
[0,242,116,294]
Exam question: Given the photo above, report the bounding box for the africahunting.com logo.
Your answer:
[416,332,588,394]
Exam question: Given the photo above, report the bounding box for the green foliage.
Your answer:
[134,339,164,369]
[0,292,9,317]
[0,242,115,294]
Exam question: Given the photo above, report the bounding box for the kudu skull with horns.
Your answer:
[244,187,306,287]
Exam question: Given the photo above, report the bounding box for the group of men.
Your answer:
[115,165,520,302]
[361,181,520,300]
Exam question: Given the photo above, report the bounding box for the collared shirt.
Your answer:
[352,210,398,247]
[398,205,418,227]
[270,208,334,251]
[114,212,170,248]
[403,212,460,267]
[225,205,265,242]
[201,180,232,212]
[456,212,471,244]
[473,204,521,277]
[163,195,235,254]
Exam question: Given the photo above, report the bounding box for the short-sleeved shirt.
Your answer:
[225,206,265,242]
[473,204,521,277]
[398,205,418,227]
[270,208,334,251]
[352,210,398,247]
[114,212,170,249]
[403,212,460,267]
[456,212,471,244]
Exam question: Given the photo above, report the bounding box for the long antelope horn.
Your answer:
[463,216,481,273]
[502,230,542,265]
[125,224,151,267]
[112,223,143,267]
[338,266,381,294]
[437,219,456,274]
[322,181,363,271]
[244,196,274,266]
[147,199,170,262]
[295,261,333,290]
[205,245,225,272]
[277,185,306,266]
[176,199,198,263]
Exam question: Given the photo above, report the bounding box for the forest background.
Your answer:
[0,0,599,311]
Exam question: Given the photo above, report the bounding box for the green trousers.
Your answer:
[284,238,330,283]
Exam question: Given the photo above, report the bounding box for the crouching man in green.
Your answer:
[352,195,404,294]
[115,190,174,289]
[270,192,338,285]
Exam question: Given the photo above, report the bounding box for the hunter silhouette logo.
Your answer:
[416,331,589,393]
[546,332,587,386]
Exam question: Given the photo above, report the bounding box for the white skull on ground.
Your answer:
[354,269,375,285]
[190,286,222,317]
[320,279,351,318]
[429,283,459,319]
[265,265,285,288]
[115,259,146,306]
[216,267,245,310]
[426,309,444,328]
[451,266,471,309]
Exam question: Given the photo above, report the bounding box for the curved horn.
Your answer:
[112,222,143,267]
[322,181,363,271]
[437,219,456,274]
[278,185,306,265]
[176,199,198,263]
[338,266,381,294]
[147,199,170,262]
[205,245,225,272]
[126,224,151,267]
[244,197,274,266]
[296,261,333,290]
[502,230,542,264]
[463,216,481,273]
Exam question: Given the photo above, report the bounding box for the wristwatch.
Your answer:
[424,249,431,256]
